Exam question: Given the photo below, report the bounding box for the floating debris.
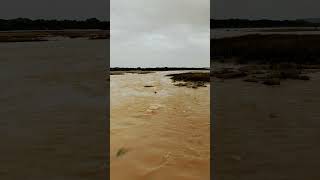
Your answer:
[116,148,129,158]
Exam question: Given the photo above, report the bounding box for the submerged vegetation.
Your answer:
[166,72,210,88]
[166,72,210,82]
[212,63,316,86]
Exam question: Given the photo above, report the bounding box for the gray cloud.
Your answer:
[111,0,210,67]
[212,0,320,20]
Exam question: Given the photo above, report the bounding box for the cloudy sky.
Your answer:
[0,0,109,20]
[111,0,210,68]
[212,0,320,20]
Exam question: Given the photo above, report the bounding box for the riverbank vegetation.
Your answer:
[212,34,320,64]
[0,18,109,31]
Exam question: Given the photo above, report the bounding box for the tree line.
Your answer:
[211,19,318,29]
[0,18,109,31]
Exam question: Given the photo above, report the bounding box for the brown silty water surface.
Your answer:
[212,63,320,180]
[110,71,210,180]
[0,38,108,179]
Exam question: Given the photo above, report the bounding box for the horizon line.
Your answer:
[0,17,109,21]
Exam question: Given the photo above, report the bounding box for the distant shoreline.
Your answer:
[212,34,320,64]
[0,29,109,42]
[211,19,320,29]
[110,67,209,71]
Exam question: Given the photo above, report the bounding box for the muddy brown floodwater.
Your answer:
[110,71,210,180]
[213,66,320,180]
[0,39,108,179]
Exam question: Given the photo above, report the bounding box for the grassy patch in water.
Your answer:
[166,72,210,88]
[166,72,210,83]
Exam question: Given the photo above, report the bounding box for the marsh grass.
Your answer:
[166,72,210,82]
[166,72,210,88]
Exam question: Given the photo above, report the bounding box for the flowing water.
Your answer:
[110,71,210,180]
[213,71,320,180]
[0,38,108,179]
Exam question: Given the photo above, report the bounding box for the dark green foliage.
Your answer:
[0,18,109,31]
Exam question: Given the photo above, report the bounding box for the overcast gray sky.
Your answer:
[1,0,318,21]
[212,0,320,20]
[0,0,109,20]
[111,0,210,68]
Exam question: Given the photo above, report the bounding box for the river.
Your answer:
[110,71,210,180]
[0,38,108,179]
